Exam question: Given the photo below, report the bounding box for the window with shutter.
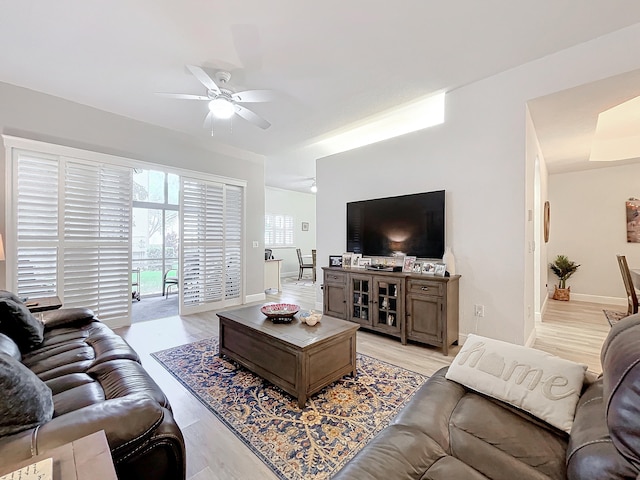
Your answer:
[181,178,243,314]
[265,213,294,247]
[62,160,132,321]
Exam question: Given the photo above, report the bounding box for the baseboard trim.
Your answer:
[525,327,537,347]
[104,317,130,329]
[566,293,626,306]
[246,293,266,303]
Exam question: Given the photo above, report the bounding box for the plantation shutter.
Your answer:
[14,151,60,297]
[225,185,243,300]
[62,160,132,322]
[180,177,243,314]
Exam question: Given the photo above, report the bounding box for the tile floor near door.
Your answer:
[115,282,614,480]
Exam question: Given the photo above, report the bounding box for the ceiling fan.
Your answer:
[157,65,273,130]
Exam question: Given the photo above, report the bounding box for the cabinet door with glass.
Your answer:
[348,274,373,326]
[372,277,403,337]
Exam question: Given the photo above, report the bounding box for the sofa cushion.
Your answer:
[445,334,586,433]
[0,353,54,435]
[0,332,21,361]
[0,290,44,352]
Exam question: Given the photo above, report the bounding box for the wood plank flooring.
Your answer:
[114,279,615,480]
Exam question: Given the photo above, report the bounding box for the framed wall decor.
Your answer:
[329,255,343,267]
[543,201,550,243]
[301,222,309,231]
[627,198,640,243]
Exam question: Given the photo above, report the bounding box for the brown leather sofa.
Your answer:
[0,306,185,480]
[334,314,640,480]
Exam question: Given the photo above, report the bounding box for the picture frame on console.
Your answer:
[329,255,343,267]
[358,257,372,268]
[342,253,353,267]
[412,261,423,274]
[403,256,416,273]
[422,262,436,275]
[434,263,446,276]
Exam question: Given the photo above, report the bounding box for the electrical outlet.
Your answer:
[474,304,485,317]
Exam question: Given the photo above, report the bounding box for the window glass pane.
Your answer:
[168,173,180,205]
[165,210,179,259]
[148,170,165,203]
[133,169,165,203]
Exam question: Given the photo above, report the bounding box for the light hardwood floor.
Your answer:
[114,279,615,480]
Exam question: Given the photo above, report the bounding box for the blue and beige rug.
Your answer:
[152,337,427,480]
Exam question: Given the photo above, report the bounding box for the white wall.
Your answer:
[548,162,640,304]
[0,81,267,298]
[316,23,640,345]
[265,187,316,277]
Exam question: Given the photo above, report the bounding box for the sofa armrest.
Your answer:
[0,394,164,461]
[0,394,185,480]
[41,308,97,329]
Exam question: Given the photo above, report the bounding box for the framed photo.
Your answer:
[351,253,363,268]
[412,261,423,274]
[403,256,416,273]
[301,222,309,231]
[358,257,372,268]
[342,253,353,268]
[329,255,343,267]
[434,263,446,276]
[422,262,436,275]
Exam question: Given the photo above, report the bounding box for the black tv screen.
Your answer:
[347,190,445,259]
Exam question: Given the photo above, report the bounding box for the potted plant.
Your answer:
[549,254,580,301]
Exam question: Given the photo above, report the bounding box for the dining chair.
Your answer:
[296,248,314,280]
[617,254,638,316]
[312,249,317,283]
[163,269,179,298]
[604,254,639,327]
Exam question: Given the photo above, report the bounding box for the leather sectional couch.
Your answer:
[0,295,185,480]
[334,313,640,480]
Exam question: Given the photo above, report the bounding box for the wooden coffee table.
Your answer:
[217,305,359,408]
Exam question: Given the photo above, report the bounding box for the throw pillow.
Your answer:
[0,353,54,436]
[445,334,587,433]
[0,290,44,352]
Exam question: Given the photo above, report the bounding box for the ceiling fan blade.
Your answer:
[156,93,209,100]
[231,90,275,103]
[235,105,271,129]
[186,65,220,94]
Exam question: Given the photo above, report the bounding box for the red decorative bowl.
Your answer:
[260,303,300,322]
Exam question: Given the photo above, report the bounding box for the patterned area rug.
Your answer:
[152,337,427,480]
[603,309,628,327]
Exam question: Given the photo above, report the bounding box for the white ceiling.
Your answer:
[2,1,640,191]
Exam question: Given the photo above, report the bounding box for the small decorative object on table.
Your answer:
[260,303,300,323]
[300,310,322,326]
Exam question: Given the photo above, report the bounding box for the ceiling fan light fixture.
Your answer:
[208,98,235,119]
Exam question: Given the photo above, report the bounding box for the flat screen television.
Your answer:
[346,190,445,259]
